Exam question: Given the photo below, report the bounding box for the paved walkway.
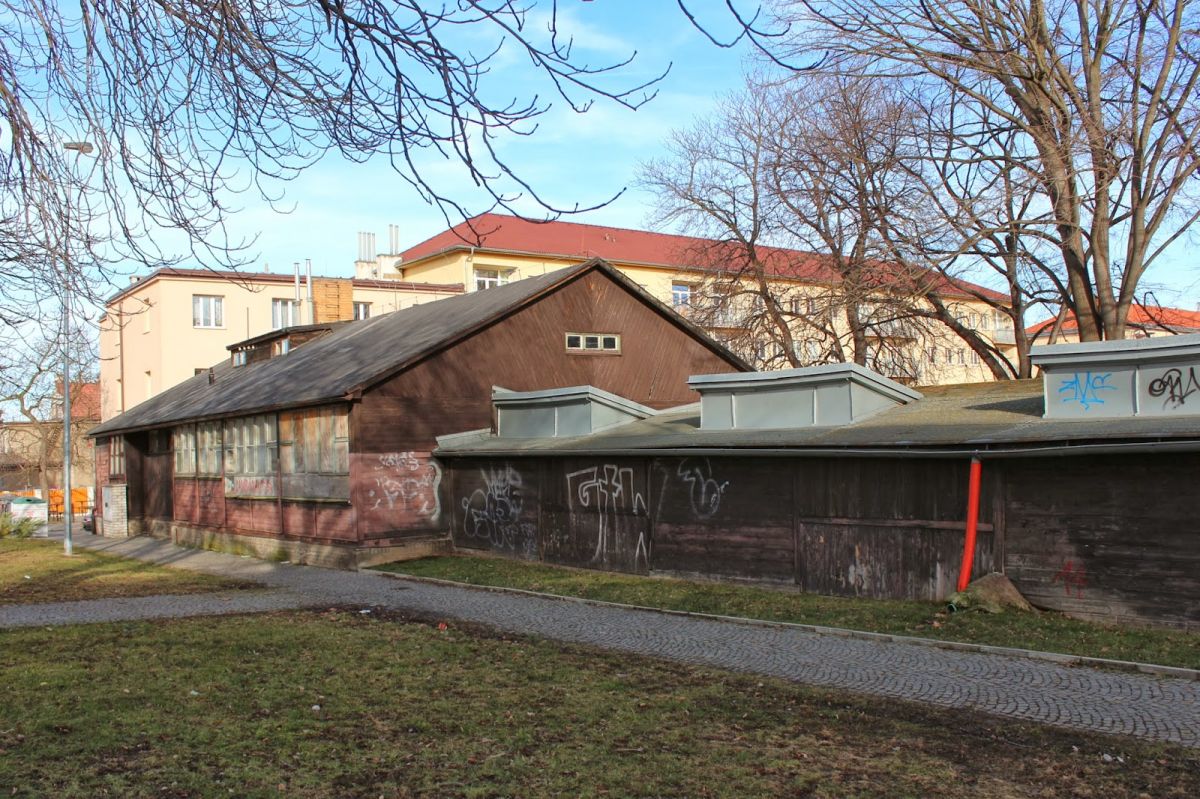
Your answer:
[4,534,1198,748]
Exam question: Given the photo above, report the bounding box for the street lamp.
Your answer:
[61,140,94,556]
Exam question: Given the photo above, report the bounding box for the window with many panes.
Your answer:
[197,421,223,475]
[278,407,350,499]
[192,295,223,328]
[223,415,278,497]
[272,298,300,329]
[108,437,126,479]
[474,268,510,291]
[353,302,371,320]
[174,425,197,475]
[565,332,621,353]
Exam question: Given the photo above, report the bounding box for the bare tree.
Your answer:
[641,75,992,381]
[0,326,97,495]
[777,0,1200,341]
[1,1,673,319]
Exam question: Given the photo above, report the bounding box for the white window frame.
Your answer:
[271,298,300,330]
[670,283,692,307]
[565,332,621,353]
[474,268,511,292]
[192,295,224,329]
[353,301,371,320]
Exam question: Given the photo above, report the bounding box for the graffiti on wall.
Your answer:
[1058,371,1116,410]
[566,464,649,570]
[674,458,729,519]
[224,474,277,498]
[1148,366,1200,410]
[1052,560,1087,598]
[368,451,442,522]
[461,464,536,557]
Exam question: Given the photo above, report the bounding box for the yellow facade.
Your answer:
[99,271,461,420]
[362,249,1017,386]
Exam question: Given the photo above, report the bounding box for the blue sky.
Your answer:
[226,3,755,278]
[211,2,1200,310]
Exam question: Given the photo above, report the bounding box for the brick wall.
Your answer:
[100,483,129,537]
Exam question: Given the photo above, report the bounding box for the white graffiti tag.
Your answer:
[566,464,649,570]
[368,451,442,521]
[461,465,535,555]
[676,458,729,519]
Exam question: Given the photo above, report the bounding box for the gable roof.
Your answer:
[400,213,1007,303]
[90,259,749,437]
[1027,304,1200,338]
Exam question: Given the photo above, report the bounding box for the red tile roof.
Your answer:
[400,213,1007,302]
[1027,304,1200,336]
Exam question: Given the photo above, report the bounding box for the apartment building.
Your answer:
[98,268,463,420]
[354,214,1016,385]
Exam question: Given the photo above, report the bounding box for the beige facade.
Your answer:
[99,269,462,420]
[354,246,1017,386]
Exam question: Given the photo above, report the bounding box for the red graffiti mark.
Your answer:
[1052,560,1087,598]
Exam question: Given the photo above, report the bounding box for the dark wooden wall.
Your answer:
[1001,453,1200,627]
[447,455,992,602]
[351,269,743,541]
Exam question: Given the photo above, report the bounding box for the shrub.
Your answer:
[0,513,40,539]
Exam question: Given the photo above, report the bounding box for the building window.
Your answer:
[223,414,278,497]
[928,346,937,365]
[272,298,300,329]
[474,268,510,291]
[565,332,621,353]
[272,339,291,357]
[192,295,224,328]
[353,302,371,320]
[173,425,197,476]
[197,421,223,476]
[108,437,126,479]
[232,350,248,367]
[671,283,692,307]
[278,407,350,500]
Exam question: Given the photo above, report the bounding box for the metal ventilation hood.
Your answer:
[687,363,922,430]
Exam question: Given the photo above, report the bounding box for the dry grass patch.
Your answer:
[0,608,1195,798]
[0,539,256,605]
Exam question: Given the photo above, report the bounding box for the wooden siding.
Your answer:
[1003,455,1200,627]
[351,269,740,540]
[446,455,990,601]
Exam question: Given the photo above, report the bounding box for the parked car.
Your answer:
[82,508,94,532]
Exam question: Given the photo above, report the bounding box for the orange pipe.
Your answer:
[957,457,983,592]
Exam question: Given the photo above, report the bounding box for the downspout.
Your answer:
[957,456,983,592]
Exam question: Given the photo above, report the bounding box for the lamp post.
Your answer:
[60,140,93,556]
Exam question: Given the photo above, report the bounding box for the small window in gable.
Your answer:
[565,332,621,354]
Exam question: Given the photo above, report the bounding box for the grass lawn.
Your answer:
[378,556,1200,670]
[1,608,1195,798]
[0,539,256,605]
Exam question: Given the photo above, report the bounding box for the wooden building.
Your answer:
[437,339,1200,628]
[87,260,747,566]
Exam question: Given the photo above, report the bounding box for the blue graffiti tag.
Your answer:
[1058,371,1117,410]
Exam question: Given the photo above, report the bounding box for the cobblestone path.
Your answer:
[3,535,1196,748]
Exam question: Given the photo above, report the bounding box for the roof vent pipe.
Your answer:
[293,262,301,304]
[305,259,314,324]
